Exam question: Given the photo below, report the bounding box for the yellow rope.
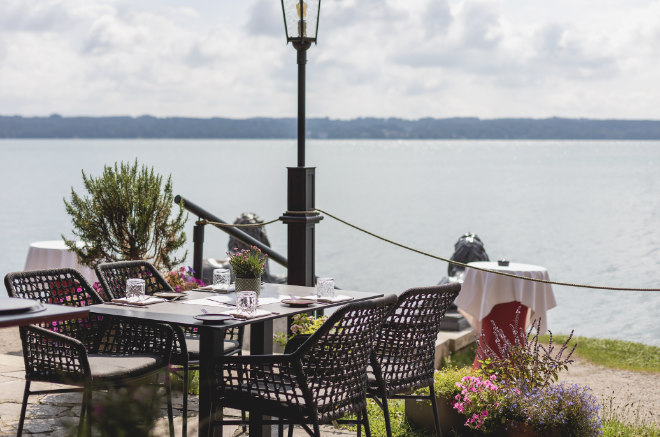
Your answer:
[197,209,660,292]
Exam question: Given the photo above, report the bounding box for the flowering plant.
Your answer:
[274,313,328,348]
[452,374,501,432]
[163,266,204,291]
[227,246,267,279]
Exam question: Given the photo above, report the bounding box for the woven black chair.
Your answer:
[94,260,245,436]
[4,268,175,437]
[211,294,398,437]
[368,283,462,437]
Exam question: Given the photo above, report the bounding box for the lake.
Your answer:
[1,139,658,346]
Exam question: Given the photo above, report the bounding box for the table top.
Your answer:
[90,283,384,328]
[455,261,557,333]
[0,297,90,328]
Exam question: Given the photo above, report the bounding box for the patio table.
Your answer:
[0,297,90,328]
[90,283,383,437]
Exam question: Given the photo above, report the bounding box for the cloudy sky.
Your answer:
[2,0,660,120]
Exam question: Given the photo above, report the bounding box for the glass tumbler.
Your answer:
[212,268,231,291]
[126,278,146,301]
[236,291,258,317]
[316,277,335,298]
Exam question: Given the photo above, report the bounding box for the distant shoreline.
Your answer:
[4,115,660,139]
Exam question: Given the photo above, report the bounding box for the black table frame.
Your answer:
[90,284,383,437]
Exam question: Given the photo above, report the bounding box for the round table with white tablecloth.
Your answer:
[454,261,557,367]
[24,240,97,284]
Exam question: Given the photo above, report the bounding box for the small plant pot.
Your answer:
[405,395,477,436]
[235,276,261,297]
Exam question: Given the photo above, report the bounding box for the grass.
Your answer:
[345,335,660,436]
[539,334,660,373]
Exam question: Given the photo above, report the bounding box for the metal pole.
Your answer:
[282,41,322,287]
[297,48,306,167]
[192,223,205,280]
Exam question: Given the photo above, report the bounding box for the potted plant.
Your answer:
[406,312,602,436]
[163,266,205,291]
[228,246,267,295]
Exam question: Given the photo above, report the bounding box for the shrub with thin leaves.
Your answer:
[477,307,576,391]
[62,160,187,270]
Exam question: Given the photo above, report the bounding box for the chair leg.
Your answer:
[362,407,372,437]
[182,363,189,437]
[241,408,248,434]
[380,396,393,437]
[79,387,92,437]
[357,410,362,437]
[288,422,295,437]
[165,374,174,437]
[16,380,30,437]
[312,422,321,437]
[429,385,444,437]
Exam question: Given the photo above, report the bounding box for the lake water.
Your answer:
[1,139,658,346]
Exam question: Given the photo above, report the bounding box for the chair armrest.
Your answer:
[19,325,91,385]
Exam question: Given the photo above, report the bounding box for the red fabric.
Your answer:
[473,301,529,369]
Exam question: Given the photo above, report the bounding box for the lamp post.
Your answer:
[280,0,323,287]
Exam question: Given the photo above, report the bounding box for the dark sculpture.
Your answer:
[447,232,490,279]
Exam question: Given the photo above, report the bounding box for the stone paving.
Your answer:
[0,342,354,436]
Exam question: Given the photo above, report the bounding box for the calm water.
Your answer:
[1,139,659,346]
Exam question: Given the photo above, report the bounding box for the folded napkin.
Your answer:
[181,296,233,307]
[111,296,166,306]
[193,284,235,293]
[302,294,354,303]
[221,308,275,320]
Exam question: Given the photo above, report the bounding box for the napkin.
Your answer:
[221,309,275,320]
[193,284,235,293]
[111,296,166,306]
[302,294,354,303]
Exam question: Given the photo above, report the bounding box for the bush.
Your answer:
[63,160,187,270]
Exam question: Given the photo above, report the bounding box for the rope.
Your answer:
[196,209,660,292]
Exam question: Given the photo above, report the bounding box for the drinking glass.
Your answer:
[236,291,258,317]
[212,268,231,291]
[316,277,335,299]
[126,278,146,301]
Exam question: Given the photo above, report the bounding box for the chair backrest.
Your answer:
[95,260,174,300]
[295,294,398,423]
[4,268,104,345]
[371,283,462,396]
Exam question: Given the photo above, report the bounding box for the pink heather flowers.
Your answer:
[452,375,500,431]
[228,246,268,279]
[163,266,204,291]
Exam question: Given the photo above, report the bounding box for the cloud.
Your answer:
[245,0,282,38]
[0,0,76,32]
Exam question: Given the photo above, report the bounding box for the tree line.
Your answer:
[3,114,660,139]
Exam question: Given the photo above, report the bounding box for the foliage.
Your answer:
[274,312,328,348]
[66,382,163,437]
[62,160,187,270]
[498,383,602,437]
[539,334,660,373]
[476,308,576,391]
[227,245,267,279]
[452,374,501,432]
[163,266,204,291]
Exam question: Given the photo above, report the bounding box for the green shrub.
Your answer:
[63,160,187,270]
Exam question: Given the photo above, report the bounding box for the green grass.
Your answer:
[602,420,660,436]
[539,334,660,373]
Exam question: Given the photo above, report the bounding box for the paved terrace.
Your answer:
[0,327,473,436]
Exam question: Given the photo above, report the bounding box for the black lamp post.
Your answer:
[280,0,323,287]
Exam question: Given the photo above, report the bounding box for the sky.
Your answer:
[2,0,660,120]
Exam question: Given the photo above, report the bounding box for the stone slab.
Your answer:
[434,327,476,369]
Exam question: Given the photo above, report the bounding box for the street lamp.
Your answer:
[280,0,323,287]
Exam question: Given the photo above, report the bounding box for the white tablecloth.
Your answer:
[24,240,97,285]
[455,261,557,334]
